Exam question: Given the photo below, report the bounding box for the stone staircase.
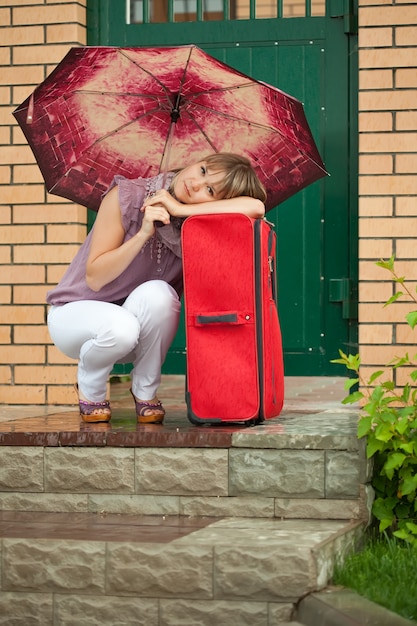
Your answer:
[0,377,371,625]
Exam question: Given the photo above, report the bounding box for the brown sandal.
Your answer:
[75,384,111,423]
[130,389,165,424]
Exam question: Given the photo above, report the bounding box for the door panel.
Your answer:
[87,1,356,375]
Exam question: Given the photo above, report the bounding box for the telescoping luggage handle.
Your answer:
[193,311,254,326]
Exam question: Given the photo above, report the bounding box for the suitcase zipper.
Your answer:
[254,219,265,421]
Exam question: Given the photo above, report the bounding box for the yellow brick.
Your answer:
[0,167,11,186]
[0,204,11,223]
[396,111,417,131]
[360,131,417,152]
[0,326,11,343]
[47,224,87,244]
[2,264,45,283]
[396,196,417,216]
[396,26,417,46]
[47,265,70,284]
[47,345,77,365]
[0,286,11,303]
[396,324,417,344]
[359,260,395,281]
[0,224,44,243]
[0,247,11,263]
[389,260,417,280]
[15,324,51,344]
[46,23,86,44]
[359,196,393,216]
[358,301,415,323]
[0,105,15,125]
[396,68,417,89]
[397,153,417,173]
[360,345,409,365]
[0,385,45,405]
[360,217,417,238]
[0,86,10,104]
[359,366,393,386]
[360,5,417,26]
[0,25,44,45]
[14,244,81,264]
[0,146,36,166]
[1,345,45,364]
[47,384,78,406]
[13,204,87,224]
[358,237,393,259]
[395,239,417,258]
[360,89,417,112]
[0,305,45,324]
[13,165,45,184]
[14,285,50,305]
[358,282,392,302]
[360,26,393,47]
[13,44,73,65]
[0,8,11,26]
[13,4,85,26]
[359,323,393,344]
[0,366,12,384]
[359,154,393,174]
[396,368,417,388]
[0,46,10,66]
[15,365,76,385]
[1,65,44,86]
[359,175,417,196]
[13,86,37,105]
[46,192,73,205]
[360,48,417,69]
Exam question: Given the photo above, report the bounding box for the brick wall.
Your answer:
[1,1,416,404]
[0,1,86,404]
[358,0,417,386]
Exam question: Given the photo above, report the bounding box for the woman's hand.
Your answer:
[142,189,183,217]
[140,203,171,237]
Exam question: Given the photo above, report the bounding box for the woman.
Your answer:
[47,153,266,424]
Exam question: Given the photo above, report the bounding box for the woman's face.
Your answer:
[172,161,226,204]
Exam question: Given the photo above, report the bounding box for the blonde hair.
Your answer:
[204,153,267,203]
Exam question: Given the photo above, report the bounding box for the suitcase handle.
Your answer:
[193,312,253,326]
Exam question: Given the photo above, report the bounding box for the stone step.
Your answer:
[0,511,363,626]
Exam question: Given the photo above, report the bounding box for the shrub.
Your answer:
[332,256,417,544]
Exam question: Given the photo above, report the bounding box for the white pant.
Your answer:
[47,280,181,402]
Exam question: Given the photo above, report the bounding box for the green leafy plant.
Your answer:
[332,255,417,544]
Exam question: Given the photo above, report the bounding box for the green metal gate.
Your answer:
[87,0,358,376]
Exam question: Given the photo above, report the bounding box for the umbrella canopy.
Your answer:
[13,45,328,212]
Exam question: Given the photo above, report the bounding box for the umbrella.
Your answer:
[13,45,328,212]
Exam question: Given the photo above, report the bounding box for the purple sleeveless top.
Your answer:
[46,173,183,305]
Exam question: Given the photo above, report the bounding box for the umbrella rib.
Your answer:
[72,89,166,100]
[117,49,176,108]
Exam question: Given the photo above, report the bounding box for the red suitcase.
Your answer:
[182,213,284,425]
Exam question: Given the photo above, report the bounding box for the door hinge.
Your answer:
[329,0,357,35]
[329,278,357,320]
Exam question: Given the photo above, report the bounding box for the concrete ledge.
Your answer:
[296,588,415,626]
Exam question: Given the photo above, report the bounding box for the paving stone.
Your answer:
[274,498,361,520]
[229,449,325,497]
[106,542,213,598]
[135,448,228,495]
[160,599,268,626]
[44,448,135,494]
[55,594,158,626]
[88,493,180,516]
[180,495,275,518]
[3,539,105,593]
[0,447,44,492]
[325,451,360,498]
[0,492,88,513]
[0,591,53,625]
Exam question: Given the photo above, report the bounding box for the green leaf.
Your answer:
[341,391,364,405]
[393,528,410,540]
[401,474,417,497]
[406,311,417,330]
[384,291,403,307]
[367,370,384,385]
[344,377,359,391]
[372,496,397,520]
[357,415,373,438]
[367,437,385,457]
[376,256,395,271]
[383,452,406,472]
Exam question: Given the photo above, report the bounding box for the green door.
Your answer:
[87,0,357,376]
